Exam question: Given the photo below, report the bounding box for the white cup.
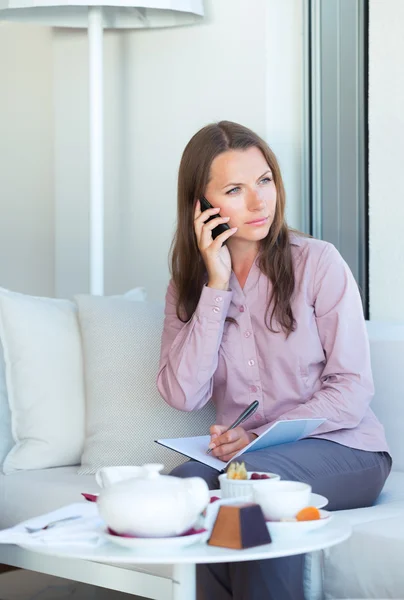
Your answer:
[253,480,312,521]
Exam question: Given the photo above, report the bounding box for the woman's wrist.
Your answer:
[207,280,230,291]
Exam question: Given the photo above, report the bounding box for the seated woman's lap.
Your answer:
[171,440,391,600]
[171,438,391,511]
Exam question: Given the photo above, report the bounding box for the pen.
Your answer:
[206,400,260,455]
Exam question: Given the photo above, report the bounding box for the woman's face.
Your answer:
[204,147,277,247]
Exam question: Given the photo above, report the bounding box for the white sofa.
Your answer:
[0,317,404,600]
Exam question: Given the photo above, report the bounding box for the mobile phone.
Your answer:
[200,196,231,241]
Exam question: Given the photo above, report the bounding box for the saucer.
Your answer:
[103,528,209,550]
[266,509,333,541]
[209,489,329,509]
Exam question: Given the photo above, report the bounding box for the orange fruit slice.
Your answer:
[296,506,321,521]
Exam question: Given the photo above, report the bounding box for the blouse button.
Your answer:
[248,359,255,367]
[212,306,220,314]
[244,330,251,338]
[215,296,223,303]
[250,385,258,393]
[239,305,245,313]
[255,414,261,421]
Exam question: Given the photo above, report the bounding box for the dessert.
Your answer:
[208,503,272,549]
[226,462,248,480]
[226,463,272,481]
[250,472,271,480]
[295,506,321,521]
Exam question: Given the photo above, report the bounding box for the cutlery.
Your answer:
[25,515,81,534]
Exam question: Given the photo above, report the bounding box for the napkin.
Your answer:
[82,492,98,502]
[0,503,104,547]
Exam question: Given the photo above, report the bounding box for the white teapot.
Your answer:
[97,463,210,538]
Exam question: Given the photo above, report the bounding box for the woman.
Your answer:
[157,121,391,600]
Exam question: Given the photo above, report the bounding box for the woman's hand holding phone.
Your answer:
[194,199,238,290]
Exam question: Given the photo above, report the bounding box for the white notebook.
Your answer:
[156,418,325,472]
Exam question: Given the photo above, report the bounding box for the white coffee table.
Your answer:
[20,517,352,600]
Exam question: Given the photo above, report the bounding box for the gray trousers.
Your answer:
[170,438,392,600]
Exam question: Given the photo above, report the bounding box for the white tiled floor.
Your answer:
[0,570,146,600]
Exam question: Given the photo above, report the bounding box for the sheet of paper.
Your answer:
[237,418,326,457]
[156,435,226,471]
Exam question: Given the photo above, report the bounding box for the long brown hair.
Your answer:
[170,120,296,336]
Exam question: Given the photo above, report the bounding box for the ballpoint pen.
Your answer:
[206,400,260,454]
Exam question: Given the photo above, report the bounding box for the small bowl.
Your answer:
[218,471,281,501]
[253,480,312,521]
[266,510,333,541]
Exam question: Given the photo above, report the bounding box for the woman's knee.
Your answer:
[239,450,294,481]
[170,461,198,478]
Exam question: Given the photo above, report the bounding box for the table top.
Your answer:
[20,517,352,565]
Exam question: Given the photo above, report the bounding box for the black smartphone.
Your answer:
[200,196,231,240]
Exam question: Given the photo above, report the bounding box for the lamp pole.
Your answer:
[88,6,104,295]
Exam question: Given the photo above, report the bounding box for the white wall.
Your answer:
[53,0,303,300]
[0,23,54,296]
[369,0,404,321]
[265,0,303,231]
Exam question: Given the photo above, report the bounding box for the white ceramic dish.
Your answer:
[218,471,280,500]
[103,528,209,550]
[266,510,333,541]
[209,489,328,509]
[253,480,312,520]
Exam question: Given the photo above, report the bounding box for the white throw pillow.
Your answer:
[0,286,147,474]
[0,287,86,474]
[76,296,215,475]
[0,341,13,464]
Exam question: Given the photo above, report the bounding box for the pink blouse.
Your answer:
[157,234,389,454]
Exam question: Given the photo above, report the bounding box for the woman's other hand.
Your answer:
[194,200,237,291]
[208,424,258,462]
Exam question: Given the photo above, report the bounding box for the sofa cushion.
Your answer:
[75,296,215,475]
[0,287,86,474]
[305,471,404,600]
[366,321,404,471]
[323,513,404,599]
[0,467,99,529]
[0,341,13,464]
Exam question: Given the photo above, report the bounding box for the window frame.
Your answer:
[302,0,369,316]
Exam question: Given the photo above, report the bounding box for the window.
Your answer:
[303,0,368,315]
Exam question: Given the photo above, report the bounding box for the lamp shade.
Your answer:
[0,0,204,28]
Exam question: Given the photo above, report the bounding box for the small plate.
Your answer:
[103,529,209,550]
[266,509,333,541]
[209,490,329,509]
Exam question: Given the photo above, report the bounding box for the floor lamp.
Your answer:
[0,0,204,295]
